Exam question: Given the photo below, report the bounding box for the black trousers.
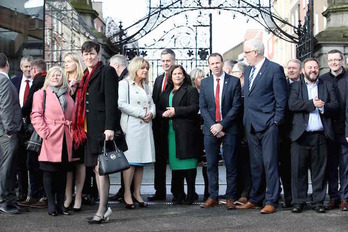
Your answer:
[236,141,251,199]
[43,170,67,213]
[279,137,292,204]
[171,168,197,201]
[291,132,327,205]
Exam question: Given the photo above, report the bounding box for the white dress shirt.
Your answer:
[19,75,33,107]
[213,72,225,120]
[305,80,324,132]
[248,57,266,89]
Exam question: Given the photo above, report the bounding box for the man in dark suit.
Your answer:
[18,58,48,209]
[11,56,33,202]
[237,39,287,214]
[199,53,241,209]
[289,58,338,213]
[320,49,348,211]
[0,53,23,214]
[278,59,302,208]
[148,49,176,201]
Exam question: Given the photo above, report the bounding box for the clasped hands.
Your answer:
[143,110,153,123]
[313,96,325,109]
[211,123,225,138]
[162,107,175,118]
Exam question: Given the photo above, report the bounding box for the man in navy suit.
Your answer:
[237,39,287,214]
[199,53,241,209]
[11,56,33,202]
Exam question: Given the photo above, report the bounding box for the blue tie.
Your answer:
[248,67,256,90]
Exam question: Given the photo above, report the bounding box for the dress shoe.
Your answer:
[30,197,48,209]
[109,192,123,201]
[282,201,292,209]
[124,200,135,209]
[341,199,348,211]
[291,204,303,213]
[0,203,20,214]
[325,198,339,210]
[236,201,256,209]
[17,194,27,202]
[260,205,276,214]
[48,211,58,216]
[313,204,325,213]
[226,198,236,210]
[133,195,148,208]
[59,207,71,215]
[185,193,199,205]
[17,197,38,207]
[73,207,81,212]
[234,197,248,205]
[87,207,112,224]
[147,194,166,201]
[200,198,219,208]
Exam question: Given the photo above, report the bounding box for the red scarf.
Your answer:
[33,71,47,80]
[72,62,101,149]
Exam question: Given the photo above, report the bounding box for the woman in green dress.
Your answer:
[158,65,200,205]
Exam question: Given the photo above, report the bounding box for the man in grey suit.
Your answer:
[0,53,23,214]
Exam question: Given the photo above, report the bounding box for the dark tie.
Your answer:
[162,73,167,92]
[23,79,30,105]
[215,78,221,122]
[248,67,256,90]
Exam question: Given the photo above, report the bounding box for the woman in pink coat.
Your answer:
[31,66,76,216]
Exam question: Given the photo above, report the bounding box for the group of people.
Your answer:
[0,38,347,224]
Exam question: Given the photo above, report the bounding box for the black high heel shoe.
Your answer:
[124,200,135,209]
[133,195,148,208]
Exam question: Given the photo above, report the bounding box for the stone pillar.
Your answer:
[314,1,348,72]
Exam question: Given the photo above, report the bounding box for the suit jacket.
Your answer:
[243,58,288,133]
[199,73,241,135]
[22,73,46,118]
[31,88,77,162]
[288,77,339,141]
[158,83,200,159]
[11,74,23,93]
[84,63,125,154]
[0,73,22,136]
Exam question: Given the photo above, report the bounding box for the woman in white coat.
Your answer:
[118,57,155,209]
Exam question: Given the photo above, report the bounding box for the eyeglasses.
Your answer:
[328,58,343,63]
[244,50,256,54]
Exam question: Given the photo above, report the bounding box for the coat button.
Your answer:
[87,92,89,95]
[137,101,140,104]
[86,109,89,113]
[140,121,142,124]
[86,101,89,104]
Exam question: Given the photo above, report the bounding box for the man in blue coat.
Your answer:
[237,39,287,214]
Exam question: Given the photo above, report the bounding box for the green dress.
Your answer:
[168,91,198,170]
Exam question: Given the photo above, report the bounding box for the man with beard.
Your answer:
[288,58,338,213]
[320,50,348,211]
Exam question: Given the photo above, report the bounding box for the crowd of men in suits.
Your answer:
[0,38,348,215]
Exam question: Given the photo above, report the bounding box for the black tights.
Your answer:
[171,168,197,201]
[43,170,67,213]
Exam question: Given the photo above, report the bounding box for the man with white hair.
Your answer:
[110,54,128,81]
[236,38,287,214]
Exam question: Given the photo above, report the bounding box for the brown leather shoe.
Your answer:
[236,201,256,209]
[226,198,236,210]
[200,198,219,208]
[235,197,248,205]
[341,199,348,211]
[325,199,339,210]
[260,205,275,214]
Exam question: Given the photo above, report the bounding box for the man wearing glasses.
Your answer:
[320,49,348,211]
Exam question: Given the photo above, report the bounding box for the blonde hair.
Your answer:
[190,68,205,88]
[127,57,150,81]
[43,66,69,89]
[64,53,83,82]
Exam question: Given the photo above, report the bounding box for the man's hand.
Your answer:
[346,137,348,143]
[210,123,223,136]
[104,130,114,141]
[313,96,325,108]
[216,131,225,138]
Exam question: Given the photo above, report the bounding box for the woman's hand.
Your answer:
[104,130,114,141]
[143,112,153,123]
[162,107,175,118]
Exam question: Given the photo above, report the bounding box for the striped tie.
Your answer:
[248,67,256,90]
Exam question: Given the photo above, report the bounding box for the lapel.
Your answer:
[46,87,65,117]
[173,84,188,106]
[221,74,230,103]
[206,75,215,104]
[248,58,269,95]
[300,77,309,100]
[87,63,103,85]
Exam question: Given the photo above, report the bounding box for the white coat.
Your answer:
[118,78,156,163]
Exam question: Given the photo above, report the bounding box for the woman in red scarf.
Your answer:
[72,41,126,224]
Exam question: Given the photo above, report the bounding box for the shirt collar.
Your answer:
[22,74,33,82]
[254,57,266,70]
[214,72,225,80]
[304,78,319,86]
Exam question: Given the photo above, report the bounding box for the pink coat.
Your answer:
[31,87,77,162]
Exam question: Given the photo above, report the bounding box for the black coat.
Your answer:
[288,77,339,141]
[22,73,45,118]
[158,83,200,159]
[84,63,126,155]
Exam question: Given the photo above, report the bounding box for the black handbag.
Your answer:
[26,90,46,153]
[98,140,130,175]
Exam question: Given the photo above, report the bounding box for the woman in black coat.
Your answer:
[158,65,200,204]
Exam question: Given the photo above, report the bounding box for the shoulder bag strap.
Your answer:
[43,90,46,115]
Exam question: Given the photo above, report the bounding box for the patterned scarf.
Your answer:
[72,61,101,149]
